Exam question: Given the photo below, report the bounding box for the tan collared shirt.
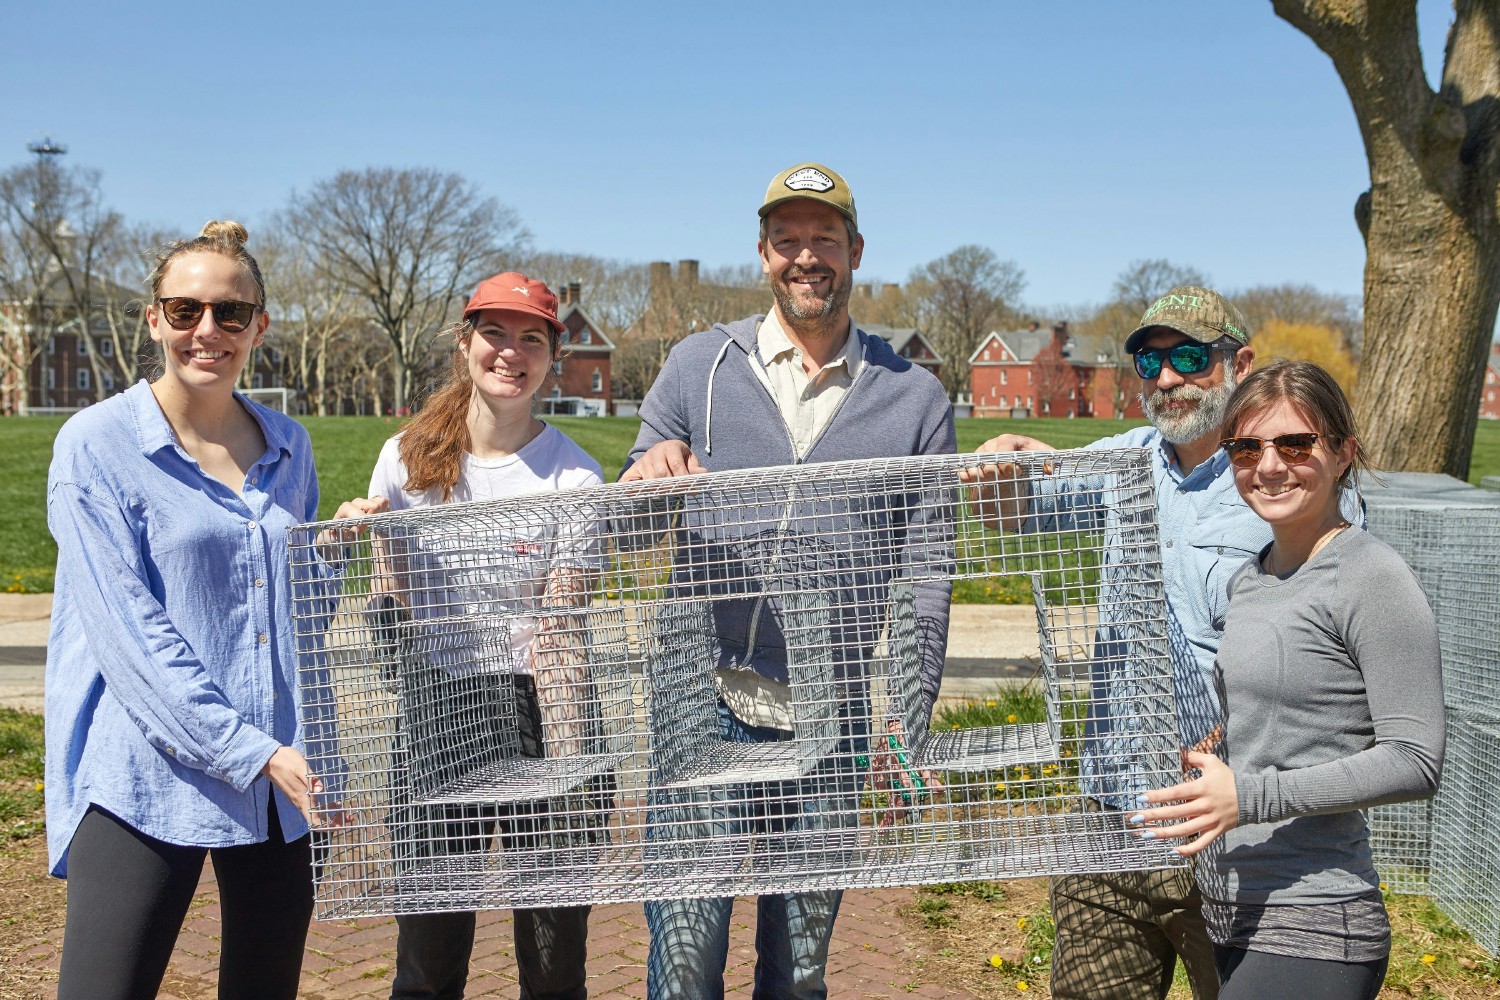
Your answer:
[717,309,866,730]
[751,308,864,460]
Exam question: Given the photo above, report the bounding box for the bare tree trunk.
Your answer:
[1273,0,1500,477]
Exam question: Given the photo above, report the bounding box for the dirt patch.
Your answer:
[0,837,66,998]
[898,876,1060,997]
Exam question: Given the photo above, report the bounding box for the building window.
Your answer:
[77,337,89,356]
[552,360,563,376]
[77,368,91,390]
[46,368,56,390]
[550,385,561,399]
[591,369,603,393]
[252,372,265,389]
[46,336,56,355]
[1069,388,1076,400]
[579,328,591,344]
[1027,396,1034,409]
[100,338,114,357]
[1000,370,1008,385]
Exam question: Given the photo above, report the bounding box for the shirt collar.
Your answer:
[757,308,862,380]
[127,379,295,461]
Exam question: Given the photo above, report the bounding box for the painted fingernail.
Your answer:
[1140,831,1157,840]
[1128,813,1145,824]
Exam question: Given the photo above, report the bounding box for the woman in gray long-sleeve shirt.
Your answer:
[1132,361,1444,1000]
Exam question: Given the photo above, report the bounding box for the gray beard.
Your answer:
[1142,369,1238,445]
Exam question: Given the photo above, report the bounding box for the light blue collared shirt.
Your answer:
[44,380,326,876]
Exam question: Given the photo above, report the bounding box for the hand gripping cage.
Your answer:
[288,447,1186,918]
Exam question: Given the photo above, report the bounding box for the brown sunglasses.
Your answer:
[1219,433,1321,468]
[156,297,260,333]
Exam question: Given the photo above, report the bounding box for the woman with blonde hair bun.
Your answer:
[46,220,337,999]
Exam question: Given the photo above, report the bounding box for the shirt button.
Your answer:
[247,521,257,530]
[1164,539,1173,548]
[254,578,265,588]
[164,746,176,756]
[250,476,258,486]
[258,633,269,644]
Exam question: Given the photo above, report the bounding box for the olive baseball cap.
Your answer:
[1124,285,1251,354]
[759,162,857,226]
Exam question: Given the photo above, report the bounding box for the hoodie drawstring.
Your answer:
[703,336,735,455]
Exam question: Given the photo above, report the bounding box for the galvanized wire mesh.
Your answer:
[289,447,1186,919]
[1364,502,1448,895]
[1366,489,1500,954]
[1430,714,1500,956]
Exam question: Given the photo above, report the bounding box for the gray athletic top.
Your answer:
[1197,526,1444,918]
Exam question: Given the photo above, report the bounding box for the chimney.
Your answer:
[649,261,672,290]
[678,259,699,286]
[883,283,900,298]
[568,280,581,305]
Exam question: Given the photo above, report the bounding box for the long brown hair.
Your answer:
[1220,359,1372,487]
[398,317,562,500]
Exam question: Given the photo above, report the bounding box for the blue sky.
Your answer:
[0,1,1458,314]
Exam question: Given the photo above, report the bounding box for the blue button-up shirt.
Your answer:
[44,380,323,876]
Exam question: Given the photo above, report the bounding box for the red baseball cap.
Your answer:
[463,272,565,334]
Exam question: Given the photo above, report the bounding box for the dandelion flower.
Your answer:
[33,782,44,792]
[986,700,997,708]
[1016,917,1027,929]
[1421,954,1436,965]
[989,954,1004,968]
[1007,713,1018,724]
[1016,982,1029,992]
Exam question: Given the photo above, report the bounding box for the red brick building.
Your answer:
[1481,342,1500,420]
[545,280,616,416]
[968,322,1144,420]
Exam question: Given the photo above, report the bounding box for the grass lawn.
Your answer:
[4,414,1500,593]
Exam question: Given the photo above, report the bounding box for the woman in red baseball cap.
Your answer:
[335,272,604,1000]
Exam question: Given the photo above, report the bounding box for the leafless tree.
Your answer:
[1273,0,1500,476]
[514,251,651,334]
[906,245,1027,402]
[0,156,127,411]
[282,167,528,413]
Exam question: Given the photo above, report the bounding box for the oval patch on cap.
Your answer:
[785,167,835,192]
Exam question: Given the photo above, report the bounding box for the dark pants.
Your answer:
[58,799,312,1000]
[391,675,602,999]
[393,905,591,1000]
[1214,946,1388,1000]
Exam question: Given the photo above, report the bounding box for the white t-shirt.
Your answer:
[369,423,604,675]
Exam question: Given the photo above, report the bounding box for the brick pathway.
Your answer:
[18,868,961,999]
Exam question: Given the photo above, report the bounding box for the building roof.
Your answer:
[968,326,1124,367]
[557,302,616,352]
[861,323,943,364]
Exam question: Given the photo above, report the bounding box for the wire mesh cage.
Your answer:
[1366,496,1500,953]
[1429,714,1500,957]
[1364,502,1449,894]
[289,447,1187,919]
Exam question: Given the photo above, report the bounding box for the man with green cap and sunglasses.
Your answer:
[974,286,1260,1000]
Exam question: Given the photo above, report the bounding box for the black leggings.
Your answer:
[1214,945,1388,1000]
[58,800,313,1000]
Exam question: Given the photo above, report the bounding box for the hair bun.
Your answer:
[199,220,249,245]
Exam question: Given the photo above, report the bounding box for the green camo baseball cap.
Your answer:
[759,162,857,226]
[1124,285,1252,354]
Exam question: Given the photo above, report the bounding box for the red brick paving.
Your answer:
[16,866,967,998]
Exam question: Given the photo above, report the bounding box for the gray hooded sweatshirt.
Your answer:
[625,315,956,715]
